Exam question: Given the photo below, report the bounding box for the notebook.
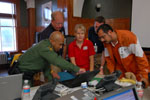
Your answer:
[0,74,23,100]
[60,70,100,88]
[98,85,139,100]
[58,72,75,82]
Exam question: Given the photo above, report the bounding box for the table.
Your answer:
[26,74,150,100]
[27,85,150,100]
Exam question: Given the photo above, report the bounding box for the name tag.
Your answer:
[83,46,88,50]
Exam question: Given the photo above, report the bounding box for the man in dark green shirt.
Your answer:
[18,31,85,84]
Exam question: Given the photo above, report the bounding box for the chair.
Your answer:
[65,35,75,47]
[35,32,41,43]
[65,35,75,60]
[4,52,13,64]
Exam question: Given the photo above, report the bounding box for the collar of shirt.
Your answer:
[111,41,118,47]
[73,39,86,48]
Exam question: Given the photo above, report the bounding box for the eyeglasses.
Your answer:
[99,34,107,40]
[54,21,64,26]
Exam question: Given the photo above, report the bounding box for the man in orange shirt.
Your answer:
[97,24,150,88]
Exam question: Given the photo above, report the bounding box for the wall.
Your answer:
[20,0,28,27]
[17,0,29,52]
[131,0,150,48]
[66,0,130,37]
[82,0,132,19]
[73,0,84,17]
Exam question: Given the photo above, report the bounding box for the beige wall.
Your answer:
[132,0,150,48]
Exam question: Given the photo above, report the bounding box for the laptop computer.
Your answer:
[0,74,23,100]
[60,70,100,88]
[98,85,139,100]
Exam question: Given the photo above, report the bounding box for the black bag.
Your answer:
[8,61,21,75]
[32,79,59,100]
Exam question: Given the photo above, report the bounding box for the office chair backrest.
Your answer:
[35,32,41,43]
[65,35,75,46]
[65,35,75,60]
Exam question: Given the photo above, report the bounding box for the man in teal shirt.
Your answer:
[18,31,85,84]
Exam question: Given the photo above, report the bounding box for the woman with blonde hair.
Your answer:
[68,24,95,71]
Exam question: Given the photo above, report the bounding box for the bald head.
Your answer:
[50,31,64,41]
[49,31,64,52]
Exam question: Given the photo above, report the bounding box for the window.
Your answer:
[44,7,52,21]
[42,1,52,27]
[43,7,52,27]
[0,1,16,52]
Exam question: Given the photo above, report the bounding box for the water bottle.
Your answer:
[136,82,144,100]
[94,43,97,53]
[22,80,30,100]
[81,82,87,88]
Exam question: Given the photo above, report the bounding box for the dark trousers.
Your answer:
[8,62,35,85]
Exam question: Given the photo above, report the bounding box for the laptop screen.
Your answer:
[103,89,136,100]
[98,85,139,100]
[0,74,23,100]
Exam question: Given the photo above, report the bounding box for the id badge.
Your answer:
[83,46,88,50]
